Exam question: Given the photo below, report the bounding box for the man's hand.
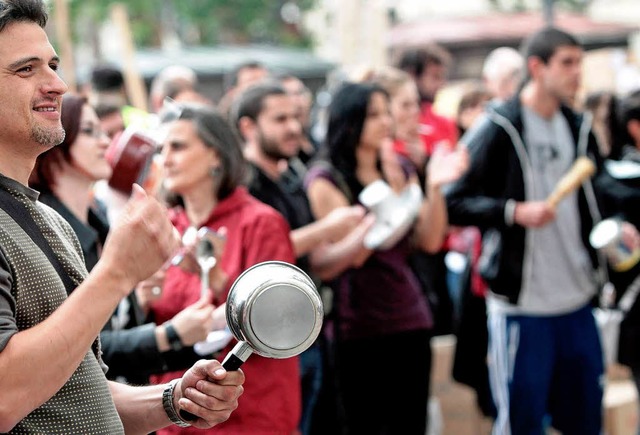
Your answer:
[173,360,245,429]
[100,185,180,294]
[514,201,556,228]
[426,144,469,188]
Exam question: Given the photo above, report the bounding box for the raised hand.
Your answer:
[426,143,469,188]
[100,184,180,295]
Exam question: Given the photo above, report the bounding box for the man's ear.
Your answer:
[526,56,544,81]
[237,116,256,142]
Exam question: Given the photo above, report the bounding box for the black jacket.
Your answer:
[594,146,640,368]
[444,96,607,304]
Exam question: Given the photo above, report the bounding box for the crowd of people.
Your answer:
[4,0,640,434]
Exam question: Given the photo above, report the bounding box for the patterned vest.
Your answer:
[0,179,123,434]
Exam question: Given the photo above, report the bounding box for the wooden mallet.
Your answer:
[546,156,596,209]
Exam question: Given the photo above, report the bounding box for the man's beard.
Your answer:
[31,124,65,148]
[258,131,296,162]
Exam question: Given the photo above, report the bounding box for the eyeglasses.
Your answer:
[79,126,108,139]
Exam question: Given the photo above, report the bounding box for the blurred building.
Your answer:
[57,1,640,112]
[74,44,335,107]
[387,10,639,81]
[303,0,640,115]
[304,0,391,68]
[305,0,639,78]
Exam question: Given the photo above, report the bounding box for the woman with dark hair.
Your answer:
[149,103,301,434]
[584,90,623,159]
[30,94,216,385]
[365,66,474,337]
[304,82,462,434]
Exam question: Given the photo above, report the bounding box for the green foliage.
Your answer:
[487,0,589,12]
[59,0,316,48]
[556,0,590,11]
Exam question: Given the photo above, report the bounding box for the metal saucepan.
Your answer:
[180,260,323,421]
[223,260,323,368]
[590,218,640,272]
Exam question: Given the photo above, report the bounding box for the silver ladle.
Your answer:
[195,228,217,299]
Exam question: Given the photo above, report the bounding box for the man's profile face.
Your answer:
[540,45,583,105]
[255,94,302,162]
[281,76,312,128]
[0,21,67,151]
[418,63,447,102]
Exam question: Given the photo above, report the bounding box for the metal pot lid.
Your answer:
[225,261,323,359]
[248,282,319,351]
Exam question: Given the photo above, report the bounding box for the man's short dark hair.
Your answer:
[0,0,48,32]
[224,61,267,92]
[395,44,452,78]
[94,102,121,120]
[520,26,580,64]
[91,64,124,92]
[230,82,287,132]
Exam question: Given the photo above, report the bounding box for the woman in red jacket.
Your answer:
[150,103,300,434]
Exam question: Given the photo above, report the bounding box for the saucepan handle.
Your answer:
[179,342,252,422]
[179,409,199,422]
[221,352,246,371]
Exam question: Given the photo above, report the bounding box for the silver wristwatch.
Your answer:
[162,379,191,428]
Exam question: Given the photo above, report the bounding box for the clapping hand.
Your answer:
[426,142,469,189]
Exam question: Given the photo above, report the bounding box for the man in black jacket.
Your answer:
[445,27,639,434]
[233,82,370,435]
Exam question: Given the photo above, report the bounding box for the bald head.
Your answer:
[150,65,198,113]
[482,47,524,102]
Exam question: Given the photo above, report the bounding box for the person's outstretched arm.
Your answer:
[0,186,179,431]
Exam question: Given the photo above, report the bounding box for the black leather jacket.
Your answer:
[444,96,607,304]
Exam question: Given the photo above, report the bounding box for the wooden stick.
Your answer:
[111,3,148,112]
[54,0,76,93]
[546,157,596,209]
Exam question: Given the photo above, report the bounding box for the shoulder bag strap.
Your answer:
[0,188,77,294]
